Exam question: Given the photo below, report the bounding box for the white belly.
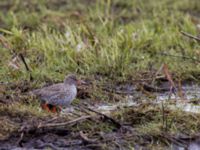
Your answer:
[63,85,77,105]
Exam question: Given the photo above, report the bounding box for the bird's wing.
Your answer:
[32,83,64,96]
[32,84,76,106]
[40,83,64,92]
[45,92,73,106]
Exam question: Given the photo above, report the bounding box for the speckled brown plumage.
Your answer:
[32,74,78,109]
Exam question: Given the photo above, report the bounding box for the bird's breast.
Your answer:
[64,85,77,100]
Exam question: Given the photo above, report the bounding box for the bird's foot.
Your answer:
[41,103,61,113]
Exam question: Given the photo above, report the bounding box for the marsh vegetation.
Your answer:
[1,0,200,149]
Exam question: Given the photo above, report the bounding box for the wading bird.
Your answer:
[32,74,83,113]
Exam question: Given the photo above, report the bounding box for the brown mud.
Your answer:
[1,78,200,149]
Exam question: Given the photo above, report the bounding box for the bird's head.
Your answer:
[64,74,85,86]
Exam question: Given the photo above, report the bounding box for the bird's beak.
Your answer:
[77,80,86,85]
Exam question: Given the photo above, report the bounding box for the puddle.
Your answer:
[187,141,200,150]
[171,103,200,113]
[157,84,200,101]
[2,83,200,150]
[156,83,200,113]
[88,83,200,114]
[172,140,200,150]
[87,84,200,149]
[94,96,138,114]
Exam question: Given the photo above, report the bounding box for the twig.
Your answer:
[45,116,60,123]
[16,132,24,146]
[161,102,165,129]
[177,79,186,100]
[19,53,33,80]
[163,64,176,88]
[162,64,177,99]
[79,131,97,143]
[73,106,91,115]
[180,31,200,42]
[37,143,61,150]
[0,36,33,80]
[37,115,93,128]
[151,64,164,86]
[82,106,122,128]
[18,53,30,72]
[18,115,94,135]
[159,133,188,148]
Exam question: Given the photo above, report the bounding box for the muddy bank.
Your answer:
[1,80,200,149]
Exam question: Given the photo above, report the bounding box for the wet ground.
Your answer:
[91,82,200,150]
[1,81,200,149]
[93,82,200,114]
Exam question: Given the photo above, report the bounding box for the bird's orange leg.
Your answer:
[51,106,57,113]
[41,103,62,113]
[41,103,51,112]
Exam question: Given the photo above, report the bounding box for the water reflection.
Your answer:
[172,140,200,150]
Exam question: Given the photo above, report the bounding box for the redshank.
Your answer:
[32,74,81,113]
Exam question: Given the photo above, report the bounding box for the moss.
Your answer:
[113,104,200,135]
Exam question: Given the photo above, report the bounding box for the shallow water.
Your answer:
[94,96,138,114]
[157,84,200,113]
[94,98,200,114]
[170,103,200,113]
[92,84,200,114]
[172,140,200,150]
[91,84,200,149]
[157,84,200,101]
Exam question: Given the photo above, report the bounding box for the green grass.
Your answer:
[1,1,200,148]
[113,103,200,147]
[0,0,200,83]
